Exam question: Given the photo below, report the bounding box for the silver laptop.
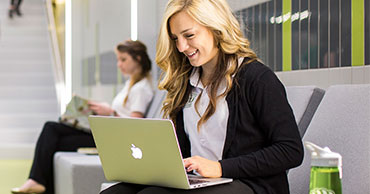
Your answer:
[88,116,233,189]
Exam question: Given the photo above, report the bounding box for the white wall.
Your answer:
[228,0,270,12]
[138,0,161,83]
[71,0,169,101]
[72,0,131,102]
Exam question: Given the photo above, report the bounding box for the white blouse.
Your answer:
[183,58,244,161]
[183,68,229,161]
[111,78,154,117]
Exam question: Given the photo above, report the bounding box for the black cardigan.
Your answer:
[175,59,304,194]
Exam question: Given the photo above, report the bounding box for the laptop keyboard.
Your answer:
[189,178,209,185]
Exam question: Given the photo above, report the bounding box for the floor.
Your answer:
[0,160,32,194]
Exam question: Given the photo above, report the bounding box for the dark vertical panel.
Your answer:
[244,9,249,38]
[301,0,309,69]
[341,0,351,66]
[276,0,283,71]
[319,0,329,68]
[235,9,245,37]
[243,9,250,40]
[330,0,339,67]
[234,10,242,35]
[248,7,255,50]
[261,4,267,64]
[309,0,319,69]
[292,0,300,70]
[365,0,370,65]
[254,6,261,56]
[268,0,275,70]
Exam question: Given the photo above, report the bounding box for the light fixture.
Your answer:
[131,0,137,41]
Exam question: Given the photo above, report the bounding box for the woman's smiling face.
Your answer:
[169,11,219,69]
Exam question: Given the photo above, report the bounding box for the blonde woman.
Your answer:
[101,0,303,194]
[12,40,154,194]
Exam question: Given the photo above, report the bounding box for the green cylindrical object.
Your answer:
[305,141,342,194]
[309,166,342,194]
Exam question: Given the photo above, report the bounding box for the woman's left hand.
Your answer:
[88,101,114,116]
[183,156,222,178]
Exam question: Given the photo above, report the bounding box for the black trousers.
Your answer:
[101,180,255,194]
[29,121,95,194]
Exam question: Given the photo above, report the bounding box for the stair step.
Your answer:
[1,16,47,27]
[0,99,58,114]
[0,38,49,48]
[0,143,35,159]
[0,128,41,144]
[0,86,56,100]
[0,10,45,19]
[0,64,52,73]
[0,113,59,129]
[1,26,48,36]
[0,50,51,60]
[1,40,49,47]
[0,59,52,66]
[0,46,49,53]
[0,73,54,87]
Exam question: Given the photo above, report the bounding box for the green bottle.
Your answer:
[305,141,342,194]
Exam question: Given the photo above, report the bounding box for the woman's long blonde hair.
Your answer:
[156,0,257,129]
[116,40,152,105]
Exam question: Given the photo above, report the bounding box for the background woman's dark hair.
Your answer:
[116,40,152,105]
[116,40,152,77]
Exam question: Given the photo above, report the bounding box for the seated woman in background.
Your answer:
[11,40,154,194]
[101,0,303,194]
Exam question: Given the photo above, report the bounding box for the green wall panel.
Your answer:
[352,0,365,66]
[283,0,292,71]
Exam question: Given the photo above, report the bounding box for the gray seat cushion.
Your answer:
[54,152,108,194]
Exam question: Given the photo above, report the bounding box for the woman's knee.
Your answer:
[40,121,60,135]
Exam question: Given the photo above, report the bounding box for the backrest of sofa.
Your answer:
[288,84,370,194]
[145,89,167,118]
[285,86,325,137]
[146,86,325,126]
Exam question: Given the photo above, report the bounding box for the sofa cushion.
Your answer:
[54,152,107,194]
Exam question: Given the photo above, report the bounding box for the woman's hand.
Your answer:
[88,101,114,116]
[183,156,222,178]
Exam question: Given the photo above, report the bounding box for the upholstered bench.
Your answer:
[54,152,108,194]
[53,90,167,194]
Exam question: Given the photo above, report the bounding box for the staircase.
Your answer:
[0,0,59,159]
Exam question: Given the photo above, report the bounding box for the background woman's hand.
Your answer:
[88,101,114,116]
[183,156,222,178]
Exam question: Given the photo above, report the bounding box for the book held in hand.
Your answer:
[59,95,94,132]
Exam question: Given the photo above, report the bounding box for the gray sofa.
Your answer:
[288,84,370,194]
[54,86,325,194]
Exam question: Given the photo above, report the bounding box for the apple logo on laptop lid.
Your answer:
[131,144,143,159]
